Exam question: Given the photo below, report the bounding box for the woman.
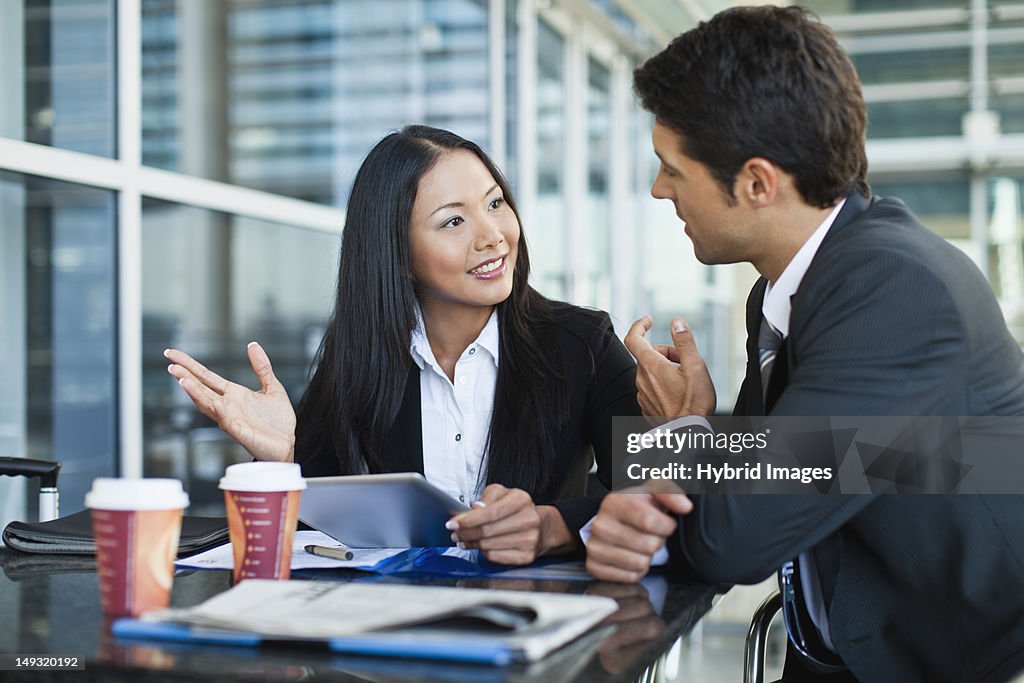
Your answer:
[165,125,639,565]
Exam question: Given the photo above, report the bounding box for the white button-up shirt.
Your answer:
[409,309,499,505]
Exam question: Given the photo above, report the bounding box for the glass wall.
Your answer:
[10,0,1018,520]
[142,200,340,513]
[804,0,1024,340]
[0,172,117,516]
[584,56,612,311]
[988,176,1024,311]
[22,0,116,157]
[531,17,569,300]
[140,0,491,207]
[2,0,677,522]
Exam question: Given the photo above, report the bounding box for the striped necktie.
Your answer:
[758,317,783,402]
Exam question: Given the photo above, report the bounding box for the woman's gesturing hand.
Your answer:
[164,342,296,463]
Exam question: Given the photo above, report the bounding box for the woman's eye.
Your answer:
[442,216,464,229]
[488,196,505,210]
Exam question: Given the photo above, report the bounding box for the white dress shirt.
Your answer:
[409,308,499,505]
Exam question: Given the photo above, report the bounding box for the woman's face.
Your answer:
[409,149,520,314]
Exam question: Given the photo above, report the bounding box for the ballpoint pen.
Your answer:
[304,543,354,561]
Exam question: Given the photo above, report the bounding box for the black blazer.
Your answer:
[297,302,641,536]
[674,194,1024,683]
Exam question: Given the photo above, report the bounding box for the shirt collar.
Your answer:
[762,197,846,338]
[409,307,500,371]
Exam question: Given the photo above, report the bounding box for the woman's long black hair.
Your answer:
[294,125,568,496]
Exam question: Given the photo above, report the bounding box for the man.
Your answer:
[585,6,1024,683]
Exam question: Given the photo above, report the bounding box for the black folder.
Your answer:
[2,510,228,557]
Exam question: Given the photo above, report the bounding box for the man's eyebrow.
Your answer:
[429,184,500,217]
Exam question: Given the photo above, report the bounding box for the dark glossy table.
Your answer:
[0,548,722,683]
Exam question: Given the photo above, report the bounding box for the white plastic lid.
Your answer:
[84,478,190,511]
[218,461,307,492]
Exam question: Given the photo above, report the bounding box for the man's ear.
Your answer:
[734,157,778,207]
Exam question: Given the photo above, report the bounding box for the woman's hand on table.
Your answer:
[164,342,296,463]
[447,484,574,566]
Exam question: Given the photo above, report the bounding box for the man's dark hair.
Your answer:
[634,5,869,208]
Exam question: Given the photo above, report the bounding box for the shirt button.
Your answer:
[459,376,467,385]
[459,495,465,503]
[468,348,476,355]
[455,433,462,442]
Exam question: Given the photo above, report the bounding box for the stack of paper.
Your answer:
[116,580,618,664]
[174,530,407,571]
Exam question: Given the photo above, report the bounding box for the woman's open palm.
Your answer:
[164,342,296,462]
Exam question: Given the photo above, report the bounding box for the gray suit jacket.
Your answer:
[674,193,1024,683]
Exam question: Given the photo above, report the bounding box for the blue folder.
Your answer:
[112,618,521,665]
[304,546,591,581]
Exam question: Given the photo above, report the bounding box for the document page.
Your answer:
[175,531,407,571]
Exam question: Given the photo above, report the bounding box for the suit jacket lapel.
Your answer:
[384,364,425,475]
[748,193,872,415]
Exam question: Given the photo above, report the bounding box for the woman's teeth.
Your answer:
[471,257,503,274]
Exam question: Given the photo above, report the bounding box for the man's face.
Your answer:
[650,121,751,265]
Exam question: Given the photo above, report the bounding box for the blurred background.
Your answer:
[1,1,1023,679]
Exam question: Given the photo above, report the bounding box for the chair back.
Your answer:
[0,457,61,521]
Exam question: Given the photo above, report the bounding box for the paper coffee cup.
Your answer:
[219,462,305,582]
[85,478,189,618]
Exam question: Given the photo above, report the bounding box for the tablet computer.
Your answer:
[298,472,470,548]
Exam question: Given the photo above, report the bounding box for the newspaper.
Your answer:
[141,580,618,662]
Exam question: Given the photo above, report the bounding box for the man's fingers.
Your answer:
[651,343,681,363]
[589,508,671,556]
[604,494,679,538]
[247,341,280,392]
[669,317,700,361]
[624,316,664,364]
[587,561,647,584]
[650,491,694,515]
[163,348,229,395]
[585,544,652,583]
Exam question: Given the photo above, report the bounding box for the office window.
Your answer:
[853,49,970,86]
[16,0,116,157]
[531,18,569,300]
[141,200,339,513]
[502,0,518,184]
[868,99,966,138]
[994,94,1024,135]
[0,172,117,517]
[809,0,965,11]
[583,56,612,310]
[987,177,1024,309]
[990,42,1024,134]
[869,175,970,239]
[141,0,490,208]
